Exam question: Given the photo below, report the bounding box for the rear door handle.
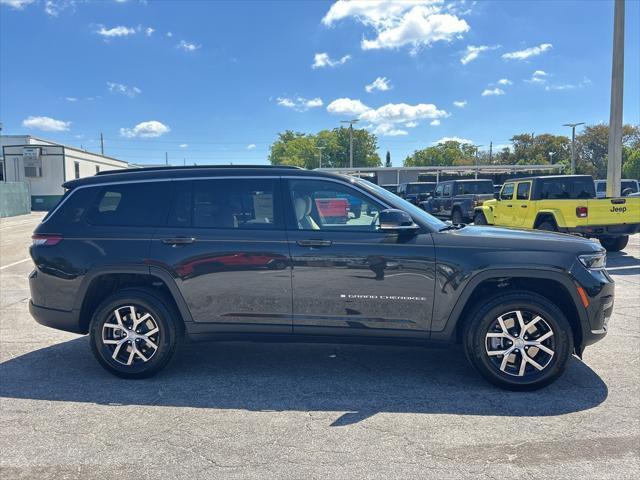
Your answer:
[506,204,513,208]
[296,239,332,248]
[162,237,195,245]
[521,205,528,208]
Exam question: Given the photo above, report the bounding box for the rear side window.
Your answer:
[516,182,531,200]
[540,179,595,199]
[457,181,493,195]
[168,178,281,230]
[86,181,170,227]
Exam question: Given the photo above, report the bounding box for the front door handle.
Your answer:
[521,205,528,208]
[296,239,332,248]
[506,204,513,208]
[162,237,196,245]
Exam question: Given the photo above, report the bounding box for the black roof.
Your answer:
[63,165,340,189]
[504,174,593,183]
[444,178,493,183]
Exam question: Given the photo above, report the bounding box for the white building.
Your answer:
[1,135,129,210]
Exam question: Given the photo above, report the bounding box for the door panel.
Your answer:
[494,183,515,225]
[150,178,292,332]
[285,178,436,337]
[511,182,532,226]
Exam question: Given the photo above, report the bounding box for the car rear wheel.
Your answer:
[473,212,487,225]
[537,220,558,232]
[463,291,573,390]
[600,235,628,252]
[90,289,180,379]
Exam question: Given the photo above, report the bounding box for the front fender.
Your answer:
[475,204,495,224]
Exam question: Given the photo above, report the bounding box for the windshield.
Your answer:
[407,183,435,194]
[355,178,446,231]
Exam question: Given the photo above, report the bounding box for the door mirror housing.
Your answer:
[378,209,419,233]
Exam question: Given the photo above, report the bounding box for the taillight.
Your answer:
[576,206,588,218]
[32,234,63,246]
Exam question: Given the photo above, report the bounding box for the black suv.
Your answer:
[397,182,437,205]
[29,166,614,390]
[420,179,494,224]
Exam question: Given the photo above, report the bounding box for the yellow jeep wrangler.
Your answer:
[474,175,640,251]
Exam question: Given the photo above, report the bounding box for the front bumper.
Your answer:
[29,301,84,334]
[571,265,615,350]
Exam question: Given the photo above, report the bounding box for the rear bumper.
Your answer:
[29,301,84,334]
[564,223,640,237]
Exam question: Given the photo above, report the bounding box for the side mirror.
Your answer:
[378,209,419,233]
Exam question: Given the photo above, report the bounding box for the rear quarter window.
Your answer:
[44,187,99,228]
[540,179,595,199]
[86,181,170,227]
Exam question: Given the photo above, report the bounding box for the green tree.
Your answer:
[385,150,391,167]
[576,124,640,178]
[623,148,640,178]
[268,127,381,169]
[404,141,475,167]
[507,133,570,165]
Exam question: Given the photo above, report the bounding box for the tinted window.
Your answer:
[516,182,531,200]
[457,181,493,195]
[86,182,170,227]
[540,178,595,199]
[596,182,606,192]
[443,183,452,197]
[168,178,280,230]
[288,179,383,232]
[622,181,638,193]
[435,184,444,196]
[501,183,515,200]
[407,183,435,194]
[45,187,99,227]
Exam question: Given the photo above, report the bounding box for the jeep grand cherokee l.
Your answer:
[29,166,614,390]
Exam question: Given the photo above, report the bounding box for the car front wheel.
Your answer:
[90,289,180,379]
[600,235,628,252]
[463,291,574,390]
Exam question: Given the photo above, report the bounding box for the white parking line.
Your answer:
[0,258,32,271]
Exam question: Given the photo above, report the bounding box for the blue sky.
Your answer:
[1,0,639,166]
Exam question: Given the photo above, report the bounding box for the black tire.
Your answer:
[600,235,629,252]
[463,291,574,391]
[473,211,487,225]
[537,220,558,232]
[90,288,180,379]
[452,209,464,225]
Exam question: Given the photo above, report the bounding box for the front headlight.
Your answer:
[579,252,607,269]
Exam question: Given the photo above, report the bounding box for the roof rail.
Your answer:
[95,164,302,176]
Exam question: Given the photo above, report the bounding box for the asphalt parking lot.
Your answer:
[1,212,638,479]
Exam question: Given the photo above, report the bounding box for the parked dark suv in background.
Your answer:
[29,166,614,390]
[420,179,494,224]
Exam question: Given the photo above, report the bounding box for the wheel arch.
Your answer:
[534,210,562,229]
[432,269,587,352]
[474,205,494,223]
[75,265,193,334]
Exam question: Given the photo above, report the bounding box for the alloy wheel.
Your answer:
[101,305,160,366]
[485,310,555,377]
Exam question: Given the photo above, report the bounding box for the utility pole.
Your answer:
[165,152,168,166]
[340,119,359,168]
[489,141,493,164]
[473,145,483,179]
[183,158,186,167]
[549,151,556,164]
[607,0,624,197]
[316,146,325,169]
[100,132,104,155]
[563,122,585,174]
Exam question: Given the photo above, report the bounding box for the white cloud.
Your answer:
[0,0,35,9]
[323,1,469,54]
[432,136,474,145]
[107,82,141,98]
[497,78,512,85]
[312,52,352,69]
[326,98,371,116]
[22,116,71,132]
[453,100,467,108]
[95,25,137,38]
[365,76,392,93]
[166,32,173,37]
[145,27,154,36]
[119,120,170,138]
[65,97,78,102]
[502,43,552,60]
[460,44,499,65]
[277,96,324,112]
[177,40,201,52]
[179,143,188,148]
[327,98,448,136]
[481,87,505,96]
[545,77,592,91]
[430,119,441,126]
[246,144,256,150]
[525,70,548,84]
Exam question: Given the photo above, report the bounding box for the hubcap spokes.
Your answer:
[102,305,160,366]
[485,310,555,377]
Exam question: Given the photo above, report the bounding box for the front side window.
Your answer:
[501,183,515,200]
[443,183,452,197]
[516,182,531,200]
[288,179,383,232]
[86,181,170,227]
[168,178,280,230]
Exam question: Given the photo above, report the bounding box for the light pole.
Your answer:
[472,144,483,179]
[549,151,556,164]
[316,146,325,169]
[340,119,359,168]
[607,0,624,198]
[563,122,584,174]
